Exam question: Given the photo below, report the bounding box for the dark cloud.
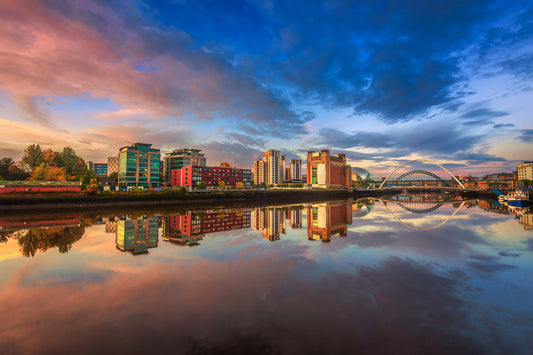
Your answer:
[517,130,533,143]
[461,108,510,120]
[499,252,521,257]
[493,123,515,129]
[314,124,484,155]
[466,254,517,273]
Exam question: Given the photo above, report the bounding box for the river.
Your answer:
[0,196,532,354]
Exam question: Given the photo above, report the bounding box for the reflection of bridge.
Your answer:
[378,159,466,190]
[378,198,474,230]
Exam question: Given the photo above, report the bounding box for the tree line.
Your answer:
[0,144,97,185]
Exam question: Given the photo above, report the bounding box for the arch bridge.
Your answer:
[378,159,466,190]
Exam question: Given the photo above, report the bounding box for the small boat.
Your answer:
[501,190,530,207]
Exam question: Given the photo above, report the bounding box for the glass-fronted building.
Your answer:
[116,217,159,254]
[118,143,161,189]
[163,148,206,183]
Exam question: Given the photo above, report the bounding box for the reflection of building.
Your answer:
[253,208,285,241]
[307,202,352,242]
[171,166,252,190]
[519,213,533,230]
[118,143,161,189]
[289,210,303,228]
[116,217,159,254]
[307,150,351,189]
[105,217,118,233]
[162,210,251,246]
[163,148,206,183]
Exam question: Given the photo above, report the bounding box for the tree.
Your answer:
[197,181,207,190]
[251,181,256,188]
[30,163,69,181]
[72,157,88,179]
[236,181,244,189]
[42,149,58,166]
[22,144,44,169]
[0,157,14,179]
[219,162,231,168]
[259,182,266,189]
[7,165,27,180]
[218,180,225,189]
[81,170,97,188]
[60,147,78,174]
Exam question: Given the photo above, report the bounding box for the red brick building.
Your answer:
[170,166,252,190]
[307,150,351,189]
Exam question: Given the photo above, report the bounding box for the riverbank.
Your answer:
[0,188,491,214]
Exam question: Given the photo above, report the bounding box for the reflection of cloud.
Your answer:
[466,254,517,273]
[0,252,493,354]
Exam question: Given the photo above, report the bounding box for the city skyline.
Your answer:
[0,1,532,176]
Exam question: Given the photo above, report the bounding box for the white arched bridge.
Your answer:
[377,159,470,191]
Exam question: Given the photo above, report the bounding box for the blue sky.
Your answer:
[0,0,532,176]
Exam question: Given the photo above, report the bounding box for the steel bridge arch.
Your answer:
[395,201,443,214]
[378,159,465,189]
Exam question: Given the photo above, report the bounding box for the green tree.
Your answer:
[259,182,266,189]
[60,147,78,174]
[197,181,207,189]
[251,181,256,188]
[81,170,97,188]
[72,157,88,179]
[22,144,44,169]
[0,157,14,179]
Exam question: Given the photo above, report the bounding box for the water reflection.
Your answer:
[0,195,532,354]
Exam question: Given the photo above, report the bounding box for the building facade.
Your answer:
[107,156,119,175]
[252,159,266,186]
[163,148,206,183]
[118,143,161,189]
[288,159,302,180]
[170,165,252,190]
[307,150,351,189]
[87,161,108,176]
[518,161,533,181]
[307,201,352,242]
[253,149,285,186]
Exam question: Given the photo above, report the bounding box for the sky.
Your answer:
[0,0,532,177]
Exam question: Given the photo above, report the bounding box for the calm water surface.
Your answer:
[0,197,532,354]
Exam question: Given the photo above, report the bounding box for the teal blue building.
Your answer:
[118,143,160,189]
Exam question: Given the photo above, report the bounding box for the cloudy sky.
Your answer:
[0,0,532,176]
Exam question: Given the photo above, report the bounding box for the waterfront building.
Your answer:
[87,161,108,176]
[306,150,351,189]
[170,165,252,190]
[252,159,266,186]
[281,155,286,181]
[116,216,159,254]
[163,148,206,183]
[288,159,302,181]
[107,156,119,175]
[118,143,161,189]
[307,202,352,242]
[253,149,283,186]
[518,161,533,181]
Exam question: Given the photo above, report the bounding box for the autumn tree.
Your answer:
[218,180,225,189]
[22,144,44,169]
[30,163,69,181]
[42,149,58,166]
[219,162,231,168]
[72,157,88,179]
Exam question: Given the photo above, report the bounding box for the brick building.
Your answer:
[307,149,351,189]
[171,165,252,190]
